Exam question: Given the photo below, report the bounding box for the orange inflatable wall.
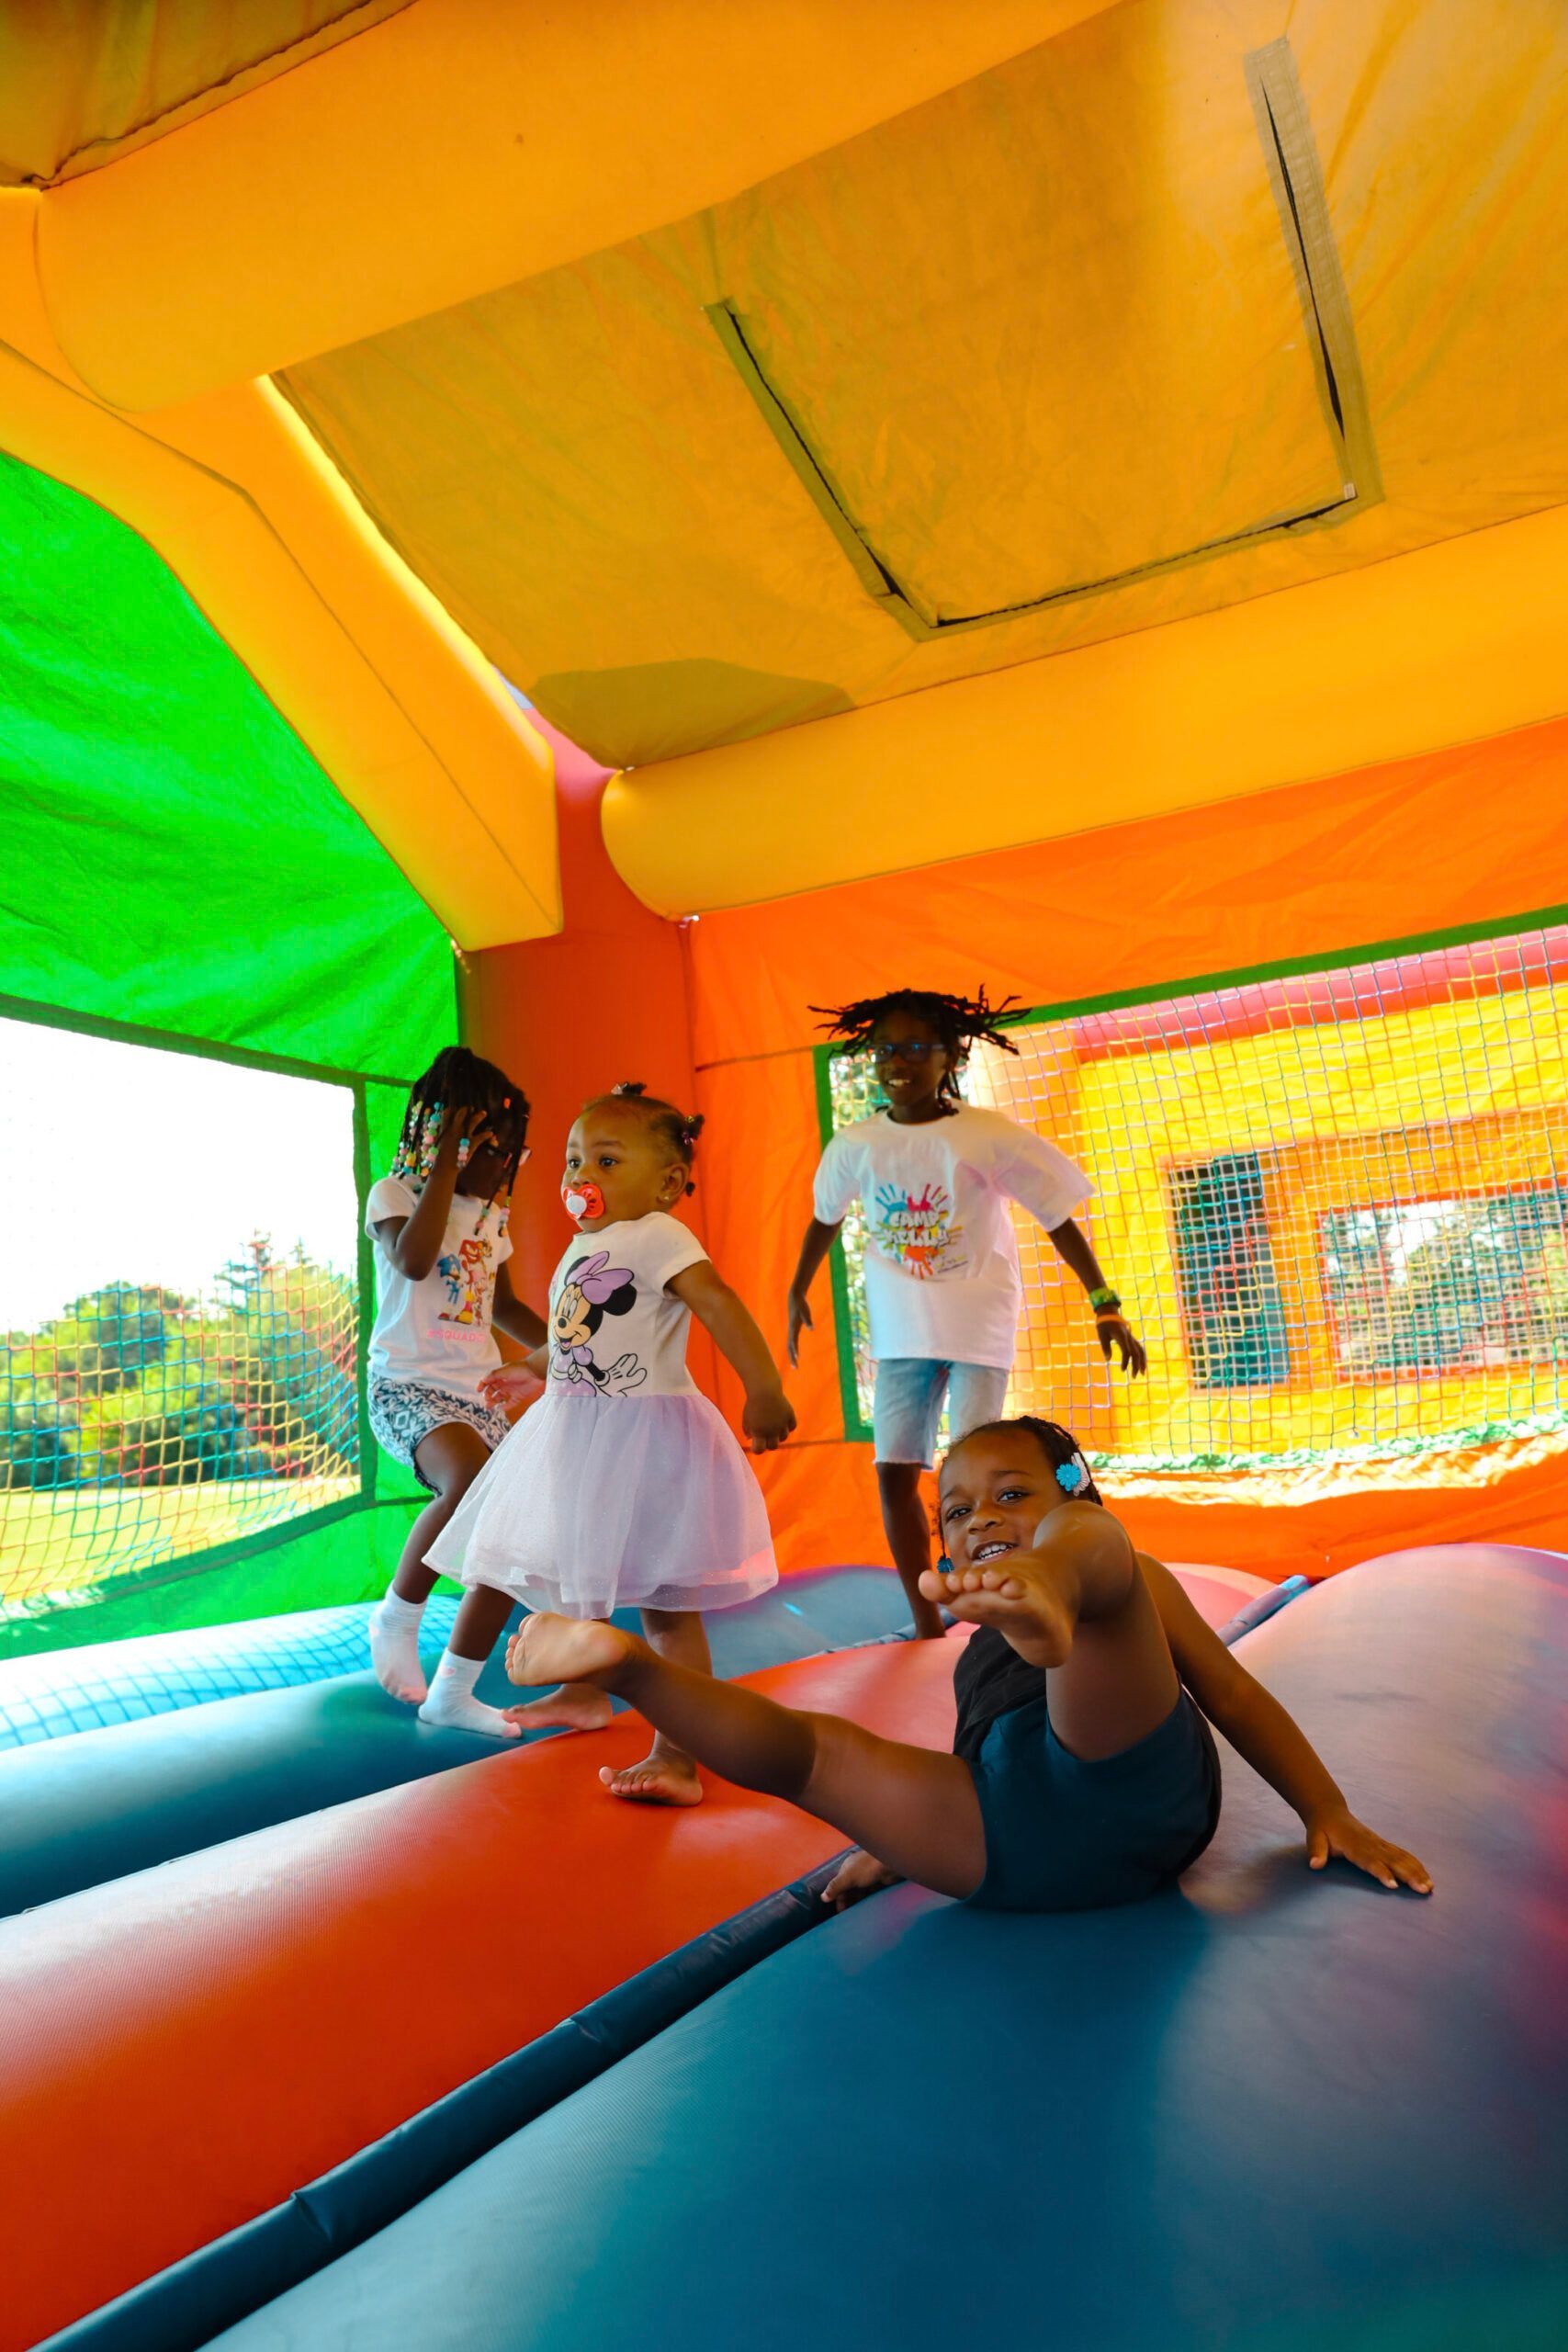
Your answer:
[459,715,718,1398]
[468,714,1568,1580]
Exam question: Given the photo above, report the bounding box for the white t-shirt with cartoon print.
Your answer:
[813,1106,1091,1371]
[547,1213,708,1400]
[365,1174,513,1399]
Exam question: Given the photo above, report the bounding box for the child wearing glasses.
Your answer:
[787,988,1145,1638]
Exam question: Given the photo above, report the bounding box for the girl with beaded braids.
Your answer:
[366,1047,561,1719]
[788,986,1145,1640]
[427,1081,795,1790]
[508,1412,1430,1914]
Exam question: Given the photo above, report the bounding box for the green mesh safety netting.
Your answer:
[0,451,454,1659]
[819,923,1568,1474]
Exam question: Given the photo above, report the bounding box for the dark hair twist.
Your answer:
[943,1414,1103,1505]
[592,1080,705,1195]
[811,985,1021,1109]
[393,1046,530,1230]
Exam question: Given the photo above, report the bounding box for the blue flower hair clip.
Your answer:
[1055,1457,1087,1494]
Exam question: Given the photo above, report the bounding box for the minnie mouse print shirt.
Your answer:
[813,1107,1090,1371]
[547,1213,708,1401]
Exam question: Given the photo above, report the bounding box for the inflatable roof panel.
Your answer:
[6,1,1568,922]
[281,0,1568,783]
[0,0,412,187]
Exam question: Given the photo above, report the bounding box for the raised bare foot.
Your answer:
[507,1612,633,1691]
[599,1747,704,1806]
[918,1552,1075,1668]
[502,1681,615,1734]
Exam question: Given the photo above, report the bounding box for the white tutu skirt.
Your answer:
[425,1389,777,1619]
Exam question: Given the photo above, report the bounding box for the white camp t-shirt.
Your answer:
[365,1175,513,1400]
[546,1213,708,1400]
[813,1106,1091,1370]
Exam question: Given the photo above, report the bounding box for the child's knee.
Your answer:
[425,1463,481,1519]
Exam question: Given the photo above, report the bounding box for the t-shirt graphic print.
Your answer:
[436,1231,500,1328]
[546,1212,708,1403]
[871,1181,966,1280]
[364,1174,513,1401]
[813,1105,1091,1370]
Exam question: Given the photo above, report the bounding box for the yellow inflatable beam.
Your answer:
[0,192,558,950]
[36,0,1114,412]
[603,502,1568,915]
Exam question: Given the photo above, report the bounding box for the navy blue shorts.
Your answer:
[965,1690,1221,1913]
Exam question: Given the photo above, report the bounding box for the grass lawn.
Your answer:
[0,1476,359,1609]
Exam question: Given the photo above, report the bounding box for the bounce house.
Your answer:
[1,5,1565,2346]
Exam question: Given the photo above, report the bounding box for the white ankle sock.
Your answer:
[418,1650,520,1739]
[370,1588,428,1703]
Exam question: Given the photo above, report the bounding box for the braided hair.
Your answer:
[811,985,1021,1111]
[590,1080,705,1196]
[392,1046,530,1235]
[944,1414,1103,1505]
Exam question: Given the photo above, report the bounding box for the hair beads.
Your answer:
[393,1047,530,1235]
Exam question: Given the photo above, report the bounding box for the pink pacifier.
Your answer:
[562,1178,606,1224]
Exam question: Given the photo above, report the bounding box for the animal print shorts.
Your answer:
[367,1376,512,1488]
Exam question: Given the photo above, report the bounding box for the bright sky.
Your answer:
[1,1019,358,1333]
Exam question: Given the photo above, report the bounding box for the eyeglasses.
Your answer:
[872,1040,939,1065]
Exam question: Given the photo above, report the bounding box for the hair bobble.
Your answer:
[1055,1458,1088,1495]
[591,1082,704,1193]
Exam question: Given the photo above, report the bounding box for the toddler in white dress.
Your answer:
[429,1083,795,1802]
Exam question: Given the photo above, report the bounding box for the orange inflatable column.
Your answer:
[457,713,716,1390]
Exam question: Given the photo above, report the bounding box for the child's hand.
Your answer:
[821,1849,902,1909]
[744,1385,796,1453]
[1305,1806,1433,1894]
[438,1102,492,1159]
[479,1363,539,1409]
[785,1286,812,1368]
[1099,1313,1147,1377]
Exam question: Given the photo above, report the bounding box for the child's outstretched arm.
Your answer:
[1045,1217,1148,1377]
[785,1216,842,1366]
[1142,1559,1433,1894]
[671,1261,796,1451]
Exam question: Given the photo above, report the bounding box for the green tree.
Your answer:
[0,1357,74,1490]
[78,1322,273,1487]
[217,1239,357,1476]
[6,1283,181,1404]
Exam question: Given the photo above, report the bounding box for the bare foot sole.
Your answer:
[509,1613,634,1690]
[502,1682,615,1733]
[599,1751,704,1806]
[918,1556,1074,1668]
